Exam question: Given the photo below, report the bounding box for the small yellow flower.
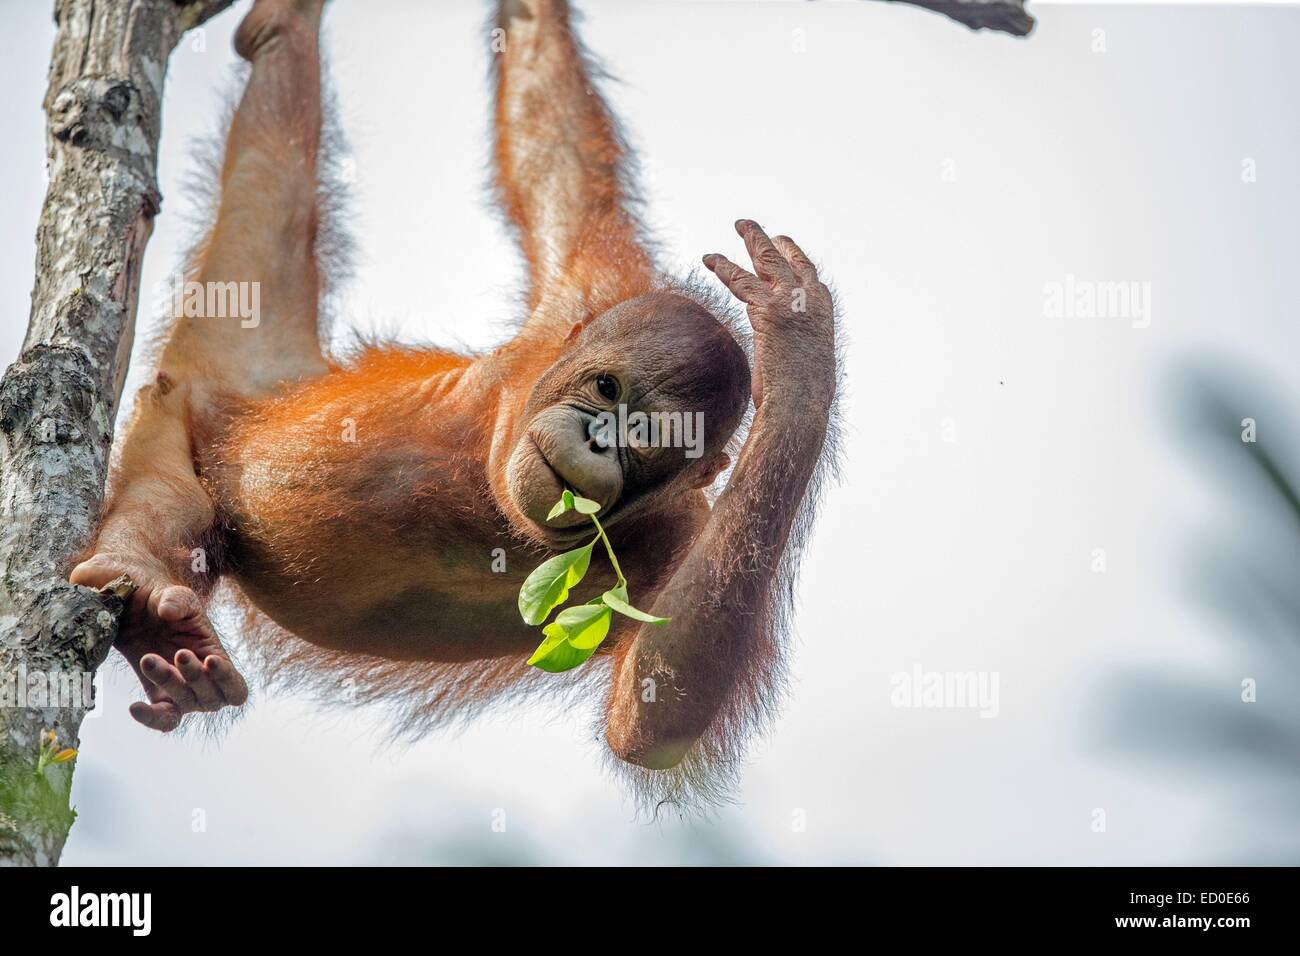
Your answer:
[52,749,78,764]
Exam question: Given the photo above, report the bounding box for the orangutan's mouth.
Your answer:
[529,437,621,532]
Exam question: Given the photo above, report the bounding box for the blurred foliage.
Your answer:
[1097,363,1300,862]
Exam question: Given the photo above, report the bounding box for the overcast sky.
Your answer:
[2,1,1298,865]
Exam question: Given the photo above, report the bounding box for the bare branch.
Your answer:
[894,0,1035,37]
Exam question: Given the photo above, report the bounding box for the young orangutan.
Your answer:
[70,0,838,803]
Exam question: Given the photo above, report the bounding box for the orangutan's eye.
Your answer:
[595,374,620,402]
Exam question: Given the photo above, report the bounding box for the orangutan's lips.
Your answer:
[529,438,583,501]
[529,440,586,524]
[529,437,617,527]
[528,438,563,491]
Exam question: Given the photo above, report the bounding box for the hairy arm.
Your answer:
[605,221,836,770]
[493,0,654,324]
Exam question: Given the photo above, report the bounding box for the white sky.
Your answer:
[2,1,1298,865]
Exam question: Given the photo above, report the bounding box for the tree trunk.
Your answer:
[0,0,234,869]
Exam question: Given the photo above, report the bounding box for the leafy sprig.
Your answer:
[35,730,76,777]
[518,490,668,672]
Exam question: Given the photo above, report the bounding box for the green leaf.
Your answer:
[527,621,601,672]
[555,603,613,650]
[517,542,594,626]
[572,495,601,515]
[547,490,577,521]
[602,586,669,624]
[527,621,569,665]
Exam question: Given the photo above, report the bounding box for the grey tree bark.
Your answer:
[0,0,234,868]
[0,0,1028,868]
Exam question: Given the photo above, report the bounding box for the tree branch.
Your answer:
[0,0,234,869]
[894,0,1034,37]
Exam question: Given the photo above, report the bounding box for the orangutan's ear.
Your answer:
[565,321,586,343]
[688,453,730,489]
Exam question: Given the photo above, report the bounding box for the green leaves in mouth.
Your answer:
[519,493,668,672]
